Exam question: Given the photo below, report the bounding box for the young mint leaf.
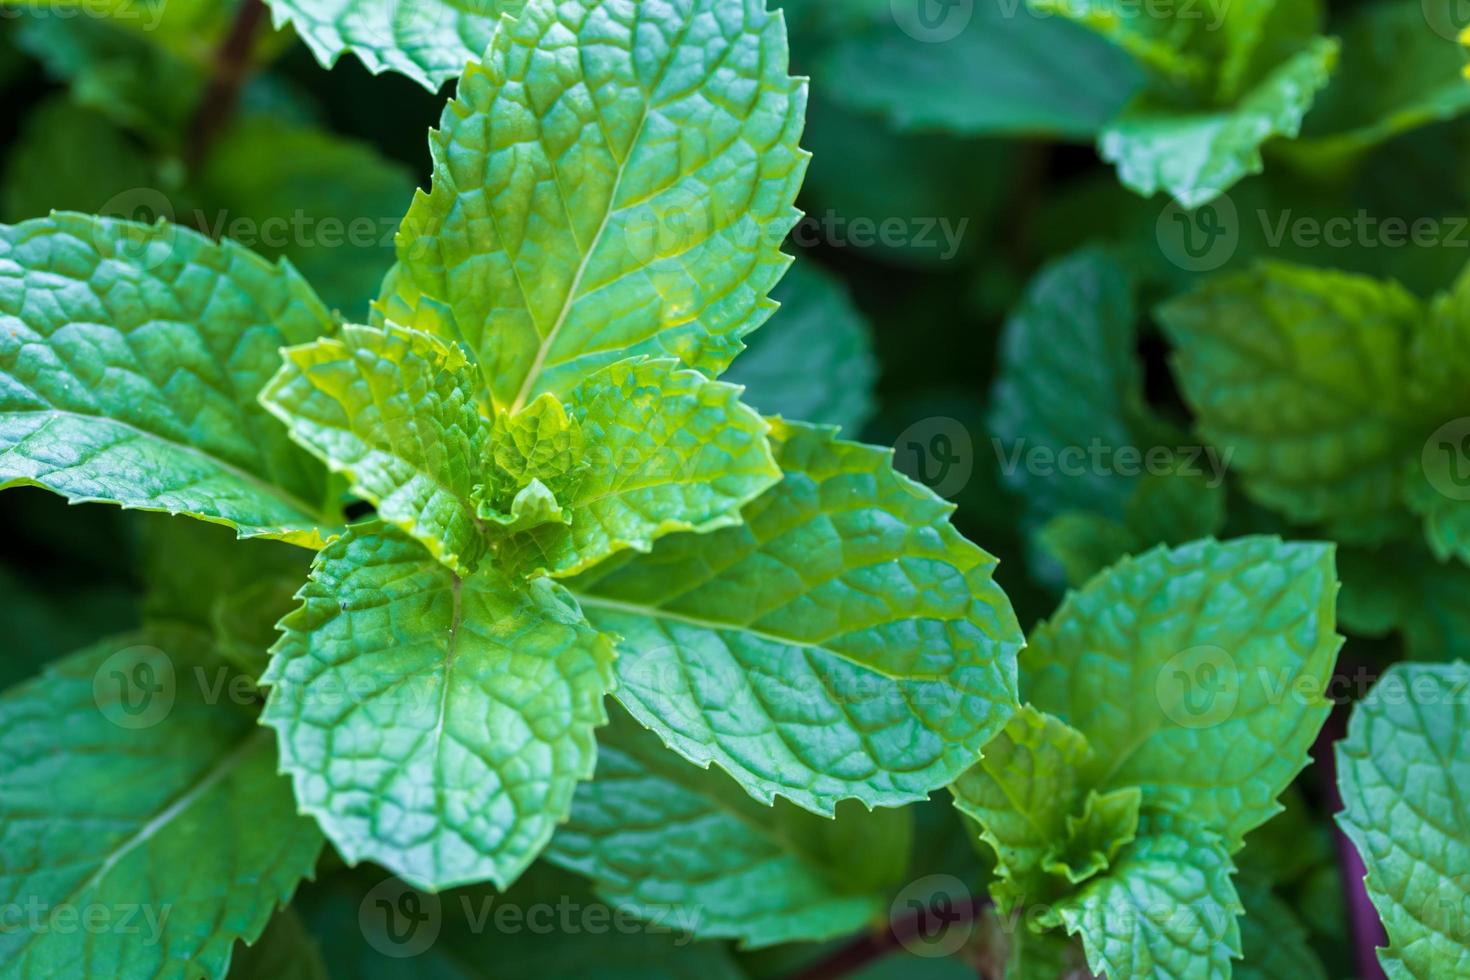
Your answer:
[722,260,878,433]
[1160,261,1427,541]
[1024,536,1341,850]
[950,706,1139,910]
[260,522,616,892]
[1337,661,1470,979]
[568,419,1023,814]
[494,357,781,579]
[1046,787,1146,885]
[0,213,341,546]
[547,705,907,948]
[817,1,1141,138]
[261,322,490,575]
[0,628,324,979]
[1046,813,1243,980]
[1235,877,1328,980]
[379,0,807,410]
[1100,37,1338,207]
[262,0,524,91]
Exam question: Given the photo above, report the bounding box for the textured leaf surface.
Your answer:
[1160,262,1427,541]
[569,419,1022,814]
[261,323,490,574]
[0,629,323,979]
[381,0,807,409]
[0,213,339,545]
[495,358,780,579]
[1050,813,1243,980]
[547,705,903,948]
[1100,38,1338,207]
[817,0,1141,138]
[262,0,524,90]
[261,523,616,891]
[723,260,877,433]
[1337,662,1470,979]
[1024,536,1341,849]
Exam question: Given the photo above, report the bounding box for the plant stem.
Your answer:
[187,0,267,170]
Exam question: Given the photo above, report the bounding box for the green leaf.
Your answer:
[568,419,1023,814]
[261,0,524,91]
[547,704,907,948]
[1,98,155,223]
[1337,661,1470,979]
[723,260,878,433]
[261,322,491,575]
[0,213,341,545]
[493,357,781,579]
[1037,511,1142,589]
[1100,37,1338,207]
[950,706,1139,909]
[193,115,416,319]
[379,0,807,410]
[1338,540,1470,662]
[1234,877,1327,980]
[1024,536,1341,850]
[816,0,1141,138]
[1046,787,1146,884]
[1048,813,1243,980]
[0,628,324,978]
[260,522,617,891]
[1160,261,1428,541]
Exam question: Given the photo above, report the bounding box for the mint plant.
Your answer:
[4,0,1467,977]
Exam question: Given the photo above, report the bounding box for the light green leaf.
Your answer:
[723,260,878,433]
[261,322,491,575]
[1234,877,1327,980]
[494,357,780,580]
[568,419,1022,814]
[0,628,324,979]
[817,0,1142,138]
[0,213,340,545]
[1160,261,1427,541]
[260,522,616,891]
[262,0,523,91]
[1049,813,1243,980]
[1046,787,1145,885]
[1101,37,1338,207]
[547,704,906,948]
[1024,536,1341,850]
[380,0,807,410]
[1337,661,1470,979]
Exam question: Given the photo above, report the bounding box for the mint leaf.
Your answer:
[547,705,907,948]
[1235,877,1328,980]
[1337,661,1470,979]
[379,0,806,410]
[494,357,781,579]
[260,522,616,891]
[723,260,878,433]
[569,419,1023,814]
[262,0,523,91]
[1338,540,1470,662]
[1049,813,1243,980]
[1024,536,1341,849]
[1160,261,1427,541]
[261,322,490,574]
[0,628,323,978]
[0,213,341,545]
[1101,37,1338,207]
